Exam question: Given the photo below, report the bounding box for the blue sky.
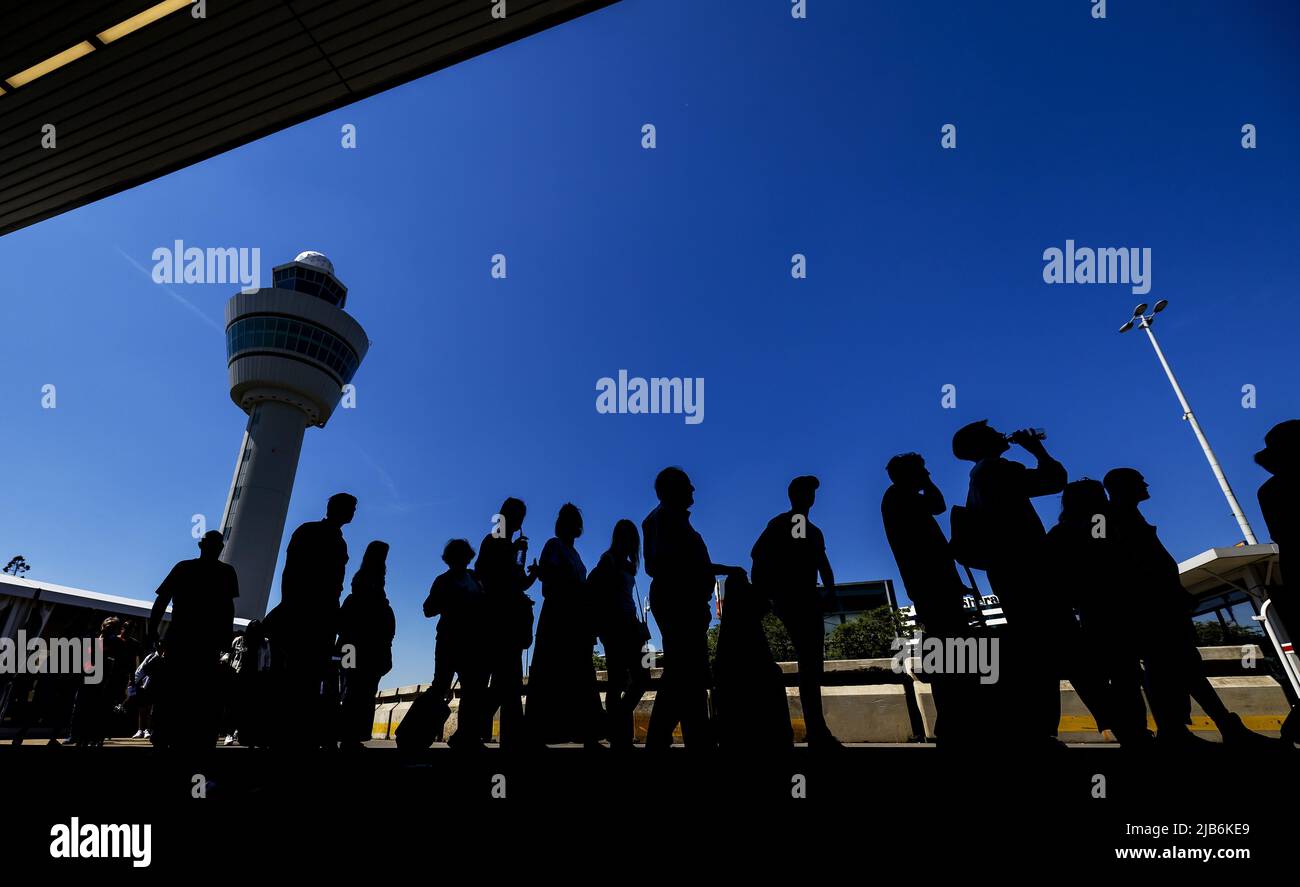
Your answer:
[1,0,1297,687]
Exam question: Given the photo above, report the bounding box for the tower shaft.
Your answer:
[220,400,308,620]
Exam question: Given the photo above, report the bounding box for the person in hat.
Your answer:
[1257,420,1299,627]
[1256,419,1300,742]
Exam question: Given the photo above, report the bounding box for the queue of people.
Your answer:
[882,419,1298,750]
[53,417,1298,752]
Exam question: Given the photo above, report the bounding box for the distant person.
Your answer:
[952,420,1067,746]
[527,504,601,747]
[147,530,239,750]
[1044,479,1150,746]
[337,541,396,750]
[591,519,651,750]
[1256,419,1299,743]
[69,617,133,747]
[114,621,152,741]
[643,467,744,750]
[423,539,490,749]
[475,497,538,749]
[274,492,356,748]
[881,453,979,746]
[751,475,841,749]
[1105,468,1272,747]
[230,618,272,747]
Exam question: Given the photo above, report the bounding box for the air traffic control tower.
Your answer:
[218,251,369,619]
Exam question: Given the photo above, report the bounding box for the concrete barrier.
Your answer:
[376,646,1292,744]
[914,675,1289,742]
[814,684,912,743]
[388,700,413,735]
[371,702,397,740]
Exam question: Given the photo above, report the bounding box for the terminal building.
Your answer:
[821,579,899,634]
[0,573,248,737]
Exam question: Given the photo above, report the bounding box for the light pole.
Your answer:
[1118,300,1258,545]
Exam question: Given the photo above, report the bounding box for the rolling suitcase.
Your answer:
[393,687,453,750]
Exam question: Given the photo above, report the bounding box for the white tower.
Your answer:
[218,251,369,619]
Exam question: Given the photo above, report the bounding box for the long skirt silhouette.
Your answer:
[527,598,602,744]
[714,574,793,749]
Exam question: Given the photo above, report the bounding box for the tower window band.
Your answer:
[226,315,361,383]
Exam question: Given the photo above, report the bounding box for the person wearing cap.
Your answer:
[1256,420,1299,743]
[952,419,1067,746]
[751,475,841,749]
[1257,420,1299,632]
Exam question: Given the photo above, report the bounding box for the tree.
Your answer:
[707,615,798,662]
[761,614,798,662]
[1192,620,1263,647]
[826,607,908,660]
[3,555,30,579]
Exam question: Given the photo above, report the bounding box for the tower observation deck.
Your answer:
[218,251,369,619]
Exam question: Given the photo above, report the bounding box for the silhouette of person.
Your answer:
[1256,419,1300,743]
[750,475,841,749]
[475,497,538,748]
[230,617,272,747]
[1044,479,1151,746]
[881,453,979,746]
[275,492,356,748]
[336,540,395,750]
[1105,468,1272,747]
[713,570,793,750]
[527,503,602,747]
[424,539,490,749]
[69,617,133,747]
[147,530,238,750]
[643,467,743,750]
[592,519,651,750]
[952,420,1067,746]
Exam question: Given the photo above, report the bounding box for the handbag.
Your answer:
[512,590,536,651]
[632,581,652,645]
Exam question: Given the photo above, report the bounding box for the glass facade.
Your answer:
[272,265,347,306]
[225,315,360,383]
[1191,589,1267,643]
